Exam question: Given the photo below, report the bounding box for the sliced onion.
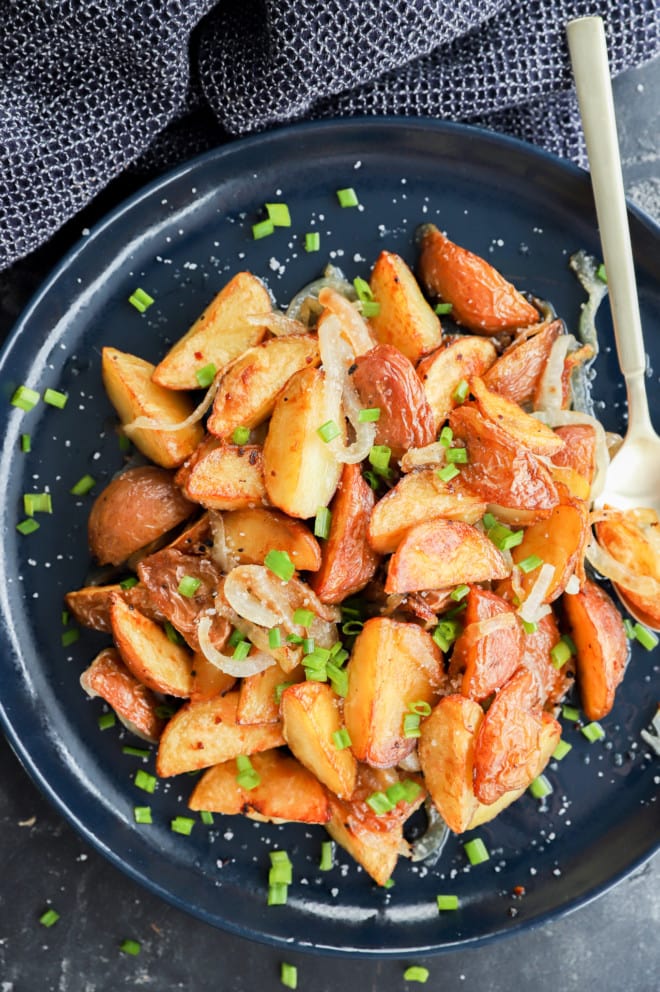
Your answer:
[208,511,238,574]
[534,334,574,413]
[585,539,660,598]
[531,409,609,501]
[286,264,355,325]
[224,565,286,628]
[458,611,518,651]
[518,563,556,624]
[245,311,308,336]
[318,312,376,464]
[564,574,581,595]
[318,287,375,356]
[486,504,545,528]
[400,442,446,473]
[197,615,275,677]
[124,376,219,435]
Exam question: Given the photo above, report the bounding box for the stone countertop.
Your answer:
[0,60,659,992]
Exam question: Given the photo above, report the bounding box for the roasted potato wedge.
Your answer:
[156,691,285,776]
[152,272,270,390]
[416,336,497,431]
[594,510,660,628]
[80,647,165,743]
[417,224,539,333]
[222,507,321,571]
[450,587,522,702]
[309,463,379,603]
[207,334,320,437]
[385,518,510,595]
[562,579,628,720]
[102,347,204,468]
[189,749,330,824]
[418,694,483,833]
[280,681,356,799]
[110,595,194,697]
[344,617,445,767]
[190,651,237,703]
[551,424,598,485]
[66,583,126,633]
[237,663,304,725]
[482,321,563,405]
[182,441,268,511]
[368,250,441,361]
[511,499,589,603]
[368,469,487,554]
[470,376,564,456]
[519,612,573,710]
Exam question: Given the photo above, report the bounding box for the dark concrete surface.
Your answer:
[1,60,659,992]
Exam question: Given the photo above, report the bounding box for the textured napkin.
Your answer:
[0,0,657,270]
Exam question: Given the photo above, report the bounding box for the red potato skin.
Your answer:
[482,321,563,405]
[451,587,522,702]
[520,611,573,710]
[551,424,598,485]
[351,344,436,460]
[80,647,165,742]
[309,463,379,603]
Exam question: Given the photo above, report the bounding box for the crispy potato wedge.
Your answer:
[102,347,204,468]
[368,469,487,554]
[450,587,523,702]
[351,344,436,460]
[237,663,304,725]
[66,583,125,633]
[473,667,547,805]
[368,250,441,361]
[417,224,539,333]
[88,466,194,566]
[156,691,285,776]
[165,512,212,555]
[223,507,321,571]
[317,286,375,355]
[385,518,510,595]
[152,272,271,390]
[418,695,483,833]
[309,463,379,603]
[449,405,559,518]
[511,499,589,603]
[263,365,343,519]
[470,376,564,456]
[182,441,268,511]
[594,510,660,628]
[110,595,194,697]
[190,651,237,703]
[280,681,357,799]
[416,336,497,431]
[551,424,598,485]
[519,612,573,710]
[189,749,330,824]
[207,334,320,437]
[548,464,591,503]
[344,618,445,767]
[80,647,165,743]
[562,579,628,720]
[481,321,563,405]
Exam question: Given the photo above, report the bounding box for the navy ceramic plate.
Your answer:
[0,119,658,955]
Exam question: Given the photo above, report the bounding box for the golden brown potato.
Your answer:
[190,651,237,703]
[156,691,285,777]
[65,583,125,633]
[80,647,165,742]
[417,224,539,333]
[102,347,204,468]
[416,336,497,432]
[449,405,559,519]
[418,694,483,833]
[237,663,304,726]
[368,250,441,362]
[470,376,565,456]
[562,579,628,721]
[551,424,598,485]
[344,617,445,767]
[87,466,194,566]
[385,518,510,595]
[351,344,436,460]
[110,595,194,697]
[182,441,268,511]
[280,681,357,799]
[450,587,522,702]
[519,612,573,710]
[482,321,563,405]
[594,510,660,629]
[511,499,589,603]
[263,365,344,519]
[223,507,321,571]
[207,335,320,437]
[309,463,379,603]
[164,512,212,555]
[189,749,330,824]
[367,469,487,554]
[152,272,271,390]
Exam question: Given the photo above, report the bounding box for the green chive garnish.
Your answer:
[120,939,141,956]
[403,713,421,738]
[304,231,320,252]
[293,608,315,628]
[360,300,381,318]
[265,549,295,582]
[453,379,469,403]
[336,187,359,207]
[518,554,544,574]
[122,745,150,758]
[269,627,282,649]
[134,770,157,794]
[623,618,637,639]
[171,816,195,836]
[550,640,572,670]
[409,700,432,716]
[199,810,214,825]
[134,806,152,824]
[227,628,246,648]
[450,584,470,602]
[252,218,274,240]
[280,962,298,989]
[177,575,201,597]
[327,662,348,697]
[464,837,490,865]
[24,492,52,515]
[319,840,334,871]
[98,712,116,731]
[233,640,251,661]
[562,704,580,722]
[314,506,332,539]
[403,966,429,983]
[164,620,183,644]
[332,727,352,750]
[317,419,341,443]
[128,287,154,312]
[268,883,288,906]
[358,407,381,422]
[528,774,553,799]
[266,203,291,227]
[436,894,459,911]
[119,575,138,590]
[353,277,373,301]
[552,739,572,760]
[435,302,453,315]
[436,464,460,483]
[16,518,40,535]
[61,629,79,647]
[368,444,391,476]
[633,623,659,651]
[439,426,453,447]
[581,721,605,742]
[43,388,68,409]
[20,433,31,452]
[366,791,394,815]
[596,263,607,283]
[521,620,538,634]
[236,755,261,790]
[195,363,217,388]
[70,474,96,496]
[269,861,293,886]
[446,447,468,464]
[39,908,60,928]
[231,425,250,445]
[11,385,40,411]
[274,681,294,704]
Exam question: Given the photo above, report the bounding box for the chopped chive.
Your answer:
[488,523,524,551]
[39,908,60,928]
[280,962,298,989]
[269,862,293,886]
[304,231,320,252]
[134,769,157,793]
[61,610,69,626]
[227,628,247,648]
[164,620,184,644]
[232,640,252,661]
[400,779,422,802]
[596,263,607,283]
[265,549,295,582]
[287,632,304,645]
[550,640,572,670]
[434,302,453,315]
[120,939,141,956]
[24,492,52,515]
[199,810,214,825]
[155,703,176,719]
[302,637,315,654]
[383,878,395,889]
[561,633,577,654]
[314,506,332,539]
[360,300,381,318]
[482,512,497,529]
[453,378,469,403]
[265,202,291,227]
[122,745,150,758]
[317,419,341,443]
[252,218,275,240]
[70,474,96,496]
[177,575,201,597]
[581,721,605,742]
[20,433,31,452]
[236,755,255,773]
[11,385,40,411]
[552,739,572,760]
[43,387,68,409]
[446,446,468,464]
[195,363,217,388]
[439,426,453,447]
[403,713,421,738]
[327,662,348,697]
[61,629,79,647]
[529,774,553,799]
[270,850,292,865]
[231,425,250,445]
[134,806,152,824]
[332,727,352,750]
[171,816,195,836]
[336,187,359,207]
[97,712,116,730]
[293,608,315,628]
[16,518,40,535]
[409,700,432,717]
[436,464,460,483]
[358,407,381,423]
[521,620,538,634]
[319,840,334,871]
[269,627,282,649]
[368,444,391,475]
[562,704,580,722]
[450,584,470,602]
[623,618,637,639]
[403,966,429,983]
[362,469,382,490]
[340,620,364,637]
[518,553,544,574]
[436,894,459,911]
[118,432,131,453]
[366,791,394,815]
[268,883,288,906]
[273,679,293,703]
[633,623,659,651]
[119,575,138,590]
[386,782,407,804]
[432,626,450,652]
[464,837,490,865]
[128,287,154,312]
[353,276,374,301]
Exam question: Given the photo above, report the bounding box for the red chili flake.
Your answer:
[512,885,526,898]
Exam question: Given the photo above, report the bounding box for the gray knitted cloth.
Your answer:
[0,0,658,270]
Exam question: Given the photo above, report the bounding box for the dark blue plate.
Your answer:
[0,119,658,956]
